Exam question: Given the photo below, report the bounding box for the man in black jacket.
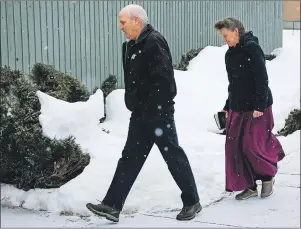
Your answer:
[86,4,201,223]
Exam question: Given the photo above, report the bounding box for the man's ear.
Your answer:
[134,16,139,24]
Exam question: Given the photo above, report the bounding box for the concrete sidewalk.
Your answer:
[2,177,299,228]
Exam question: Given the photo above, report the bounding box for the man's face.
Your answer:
[219,28,239,47]
[119,11,139,40]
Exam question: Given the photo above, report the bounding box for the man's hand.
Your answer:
[222,110,228,118]
[253,110,263,118]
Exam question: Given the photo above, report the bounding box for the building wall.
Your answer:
[283,1,300,29]
[1,0,283,90]
[283,1,300,21]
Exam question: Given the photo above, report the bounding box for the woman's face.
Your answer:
[219,28,240,47]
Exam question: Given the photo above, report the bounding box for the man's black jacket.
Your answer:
[122,24,177,114]
[223,31,273,112]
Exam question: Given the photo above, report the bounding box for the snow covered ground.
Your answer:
[1,30,300,227]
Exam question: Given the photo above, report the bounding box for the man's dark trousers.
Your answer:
[102,106,200,211]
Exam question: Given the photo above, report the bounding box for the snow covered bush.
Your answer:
[174,49,276,71]
[100,74,118,98]
[0,66,90,191]
[31,63,91,102]
[174,48,204,71]
[93,74,118,123]
[277,106,301,137]
[265,54,276,61]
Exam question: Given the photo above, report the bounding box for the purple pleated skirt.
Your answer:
[225,106,285,192]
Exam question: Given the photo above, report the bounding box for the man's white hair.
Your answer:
[120,4,148,25]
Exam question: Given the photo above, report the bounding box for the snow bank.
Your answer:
[267,30,300,130]
[37,89,105,140]
[1,30,300,217]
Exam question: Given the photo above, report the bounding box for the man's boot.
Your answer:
[176,202,202,221]
[86,202,120,223]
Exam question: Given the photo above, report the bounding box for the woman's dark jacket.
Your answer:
[223,31,273,113]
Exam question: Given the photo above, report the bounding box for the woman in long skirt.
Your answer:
[214,18,285,200]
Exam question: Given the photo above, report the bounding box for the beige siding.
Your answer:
[283,1,300,21]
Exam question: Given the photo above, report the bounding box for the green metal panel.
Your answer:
[14,2,23,71]
[40,1,48,64]
[1,0,283,91]
[7,1,16,69]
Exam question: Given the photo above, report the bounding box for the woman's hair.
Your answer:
[214,17,245,37]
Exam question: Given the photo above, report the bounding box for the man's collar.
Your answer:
[135,24,153,44]
[124,24,153,45]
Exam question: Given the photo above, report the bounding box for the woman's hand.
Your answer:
[253,110,263,118]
